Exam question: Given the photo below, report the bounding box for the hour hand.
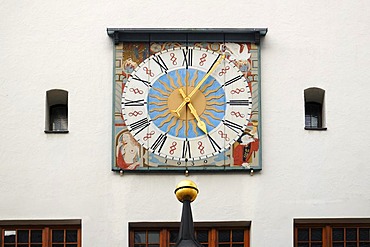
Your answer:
[187,102,208,134]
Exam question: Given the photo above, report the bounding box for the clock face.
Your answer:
[122,46,252,161]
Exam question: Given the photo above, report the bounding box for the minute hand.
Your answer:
[187,54,226,99]
[171,54,226,116]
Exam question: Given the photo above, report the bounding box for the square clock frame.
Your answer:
[107,28,267,173]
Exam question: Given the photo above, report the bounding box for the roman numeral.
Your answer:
[207,134,221,153]
[223,75,244,87]
[129,118,151,136]
[207,54,221,73]
[123,99,145,107]
[182,48,193,69]
[227,100,251,106]
[223,120,244,133]
[131,74,152,87]
[151,134,167,153]
[152,55,168,73]
[182,140,191,159]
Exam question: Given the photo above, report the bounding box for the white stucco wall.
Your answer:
[1,0,370,246]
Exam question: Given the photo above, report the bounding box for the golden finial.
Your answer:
[174,180,199,202]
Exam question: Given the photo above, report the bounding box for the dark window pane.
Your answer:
[31,245,43,247]
[66,230,78,242]
[346,228,357,241]
[311,228,322,241]
[305,102,322,128]
[219,244,229,247]
[333,243,344,247]
[360,243,370,247]
[148,231,159,243]
[4,230,16,243]
[298,228,309,241]
[134,245,146,247]
[52,230,65,243]
[197,230,208,242]
[52,245,64,247]
[169,230,179,243]
[232,230,244,242]
[360,228,370,241]
[66,245,77,247]
[202,245,208,247]
[50,105,68,131]
[148,245,159,247]
[297,244,309,247]
[17,230,29,243]
[333,228,344,241]
[134,231,146,243]
[31,230,42,243]
[4,245,15,247]
[18,245,28,247]
[232,244,243,247]
[219,230,230,242]
[311,244,322,247]
[346,243,356,247]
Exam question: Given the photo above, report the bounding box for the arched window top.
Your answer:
[46,89,68,105]
[304,87,325,104]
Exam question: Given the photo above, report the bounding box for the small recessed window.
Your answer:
[45,89,68,133]
[304,87,326,130]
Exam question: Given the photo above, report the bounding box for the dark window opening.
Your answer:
[49,104,68,131]
[45,89,68,133]
[305,102,322,128]
[304,87,326,130]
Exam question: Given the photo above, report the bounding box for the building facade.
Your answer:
[1,0,370,246]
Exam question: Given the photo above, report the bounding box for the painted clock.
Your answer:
[108,29,266,172]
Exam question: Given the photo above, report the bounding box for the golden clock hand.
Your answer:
[171,99,187,117]
[187,101,208,134]
[172,54,225,115]
[187,54,225,99]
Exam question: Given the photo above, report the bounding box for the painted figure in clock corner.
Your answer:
[120,58,138,85]
[221,42,252,79]
[233,119,259,168]
[116,130,141,170]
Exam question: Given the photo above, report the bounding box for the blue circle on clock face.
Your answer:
[147,68,226,139]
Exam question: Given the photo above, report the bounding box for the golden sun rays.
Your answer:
[152,87,170,97]
[149,69,225,137]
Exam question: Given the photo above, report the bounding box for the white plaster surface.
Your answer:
[1,0,370,246]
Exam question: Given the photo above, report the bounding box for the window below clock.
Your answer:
[304,87,326,130]
[0,219,81,247]
[129,221,250,247]
[294,218,370,247]
[45,89,68,133]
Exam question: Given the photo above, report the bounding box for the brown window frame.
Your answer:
[129,221,250,247]
[294,218,370,247]
[0,220,81,247]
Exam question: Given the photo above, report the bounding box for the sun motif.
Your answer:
[148,68,226,139]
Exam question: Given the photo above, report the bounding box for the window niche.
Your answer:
[304,87,326,130]
[45,89,68,133]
